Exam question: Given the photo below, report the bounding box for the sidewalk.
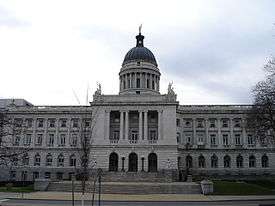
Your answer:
[4,191,275,202]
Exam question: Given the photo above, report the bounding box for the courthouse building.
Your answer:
[0,31,274,182]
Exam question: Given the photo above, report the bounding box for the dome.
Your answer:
[122,33,158,67]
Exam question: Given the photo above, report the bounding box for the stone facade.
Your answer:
[0,32,274,182]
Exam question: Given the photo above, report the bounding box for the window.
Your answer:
[223,134,229,146]
[10,171,16,180]
[47,134,54,147]
[58,134,66,147]
[130,130,138,141]
[235,134,241,145]
[14,118,22,127]
[24,134,31,146]
[70,134,77,147]
[236,155,243,168]
[221,119,229,128]
[136,78,140,88]
[22,154,29,166]
[197,133,204,145]
[210,134,217,146]
[224,155,231,168]
[72,119,79,128]
[35,134,43,146]
[152,80,155,90]
[186,155,192,168]
[149,130,157,141]
[60,119,67,128]
[198,155,205,168]
[84,119,91,128]
[49,119,55,128]
[176,132,180,143]
[57,154,64,167]
[209,119,216,128]
[45,172,51,179]
[37,119,44,128]
[46,154,53,166]
[234,119,241,128]
[147,79,150,88]
[249,155,256,168]
[185,133,192,144]
[26,119,33,128]
[34,154,41,166]
[247,135,255,146]
[112,131,119,140]
[13,136,20,146]
[184,120,192,128]
[33,172,39,179]
[176,119,180,127]
[70,154,76,167]
[262,155,269,168]
[197,119,204,128]
[211,155,218,168]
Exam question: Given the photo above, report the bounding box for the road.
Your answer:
[1,199,275,206]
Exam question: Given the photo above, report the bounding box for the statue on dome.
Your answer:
[166,82,177,102]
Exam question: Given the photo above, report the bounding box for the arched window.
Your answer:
[198,155,205,168]
[109,152,118,172]
[34,153,41,166]
[186,155,192,168]
[236,155,243,168]
[211,154,218,168]
[224,155,231,168]
[46,153,53,166]
[148,153,157,172]
[22,153,29,166]
[57,154,64,167]
[262,155,269,168]
[128,153,138,172]
[70,154,76,167]
[249,155,256,168]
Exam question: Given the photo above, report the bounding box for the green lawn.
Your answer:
[213,180,275,195]
[0,184,34,193]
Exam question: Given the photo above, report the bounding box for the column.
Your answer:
[145,73,148,89]
[158,110,162,140]
[205,119,209,147]
[144,111,148,140]
[192,118,197,146]
[134,72,137,88]
[129,74,132,88]
[217,118,222,148]
[120,111,124,141]
[230,118,234,146]
[242,119,246,147]
[125,111,129,140]
[106,111,110,140]
[139,111,142,141]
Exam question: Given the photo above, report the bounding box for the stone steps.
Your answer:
[47,181,202,194]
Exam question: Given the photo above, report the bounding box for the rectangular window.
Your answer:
[13,136,20,146]
[36,134,43,146]
[247,134,255,146]
[223,134,229,145]
[234,119,241,128]
[49,119,55,128]
[60,119,67,128]
[70,134,77,146]
[176,132,180,143]
[47,134,54,147]
[72,119,79,128]
[197,119,204,128]
[209,119,216,128]
[37,119,44,128]
[210,134,216,146]
[136,78,140,88]
[222,119,229,128]
[14,118,22,127]
[235,134,241,145]
[24,134,31,146]
[58,134,66,146]
[113,131,119,140]
[26,119,33,128]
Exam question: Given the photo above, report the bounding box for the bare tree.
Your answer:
[0,108,30,182]
[246,58,275,145]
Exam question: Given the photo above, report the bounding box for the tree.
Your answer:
[0,108,30,181]
[246,57,275,145]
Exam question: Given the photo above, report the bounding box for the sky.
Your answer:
[0,0,274,105]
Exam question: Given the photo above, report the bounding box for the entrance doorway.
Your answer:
[109,152,118,171]
[128,153,138,172]
[148,153,157,172]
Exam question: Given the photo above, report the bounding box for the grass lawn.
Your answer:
[0,184,34,193]
[213,180,275,195]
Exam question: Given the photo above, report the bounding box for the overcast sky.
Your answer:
[0,0,274,105]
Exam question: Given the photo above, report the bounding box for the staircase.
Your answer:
[47,181,201,194]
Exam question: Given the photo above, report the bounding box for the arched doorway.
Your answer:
[128,153,138,172]
[109,152,118,171]
[148,153,157,172]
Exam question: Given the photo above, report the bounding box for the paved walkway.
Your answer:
[2,192,275,202]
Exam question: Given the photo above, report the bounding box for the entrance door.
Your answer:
[148,153,157,172]
[109,152,118,171]
[128,153,138,172]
